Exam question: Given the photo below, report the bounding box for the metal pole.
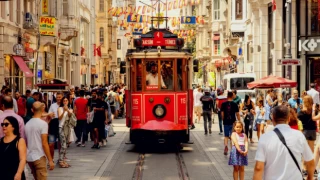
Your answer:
[284,0,292,80]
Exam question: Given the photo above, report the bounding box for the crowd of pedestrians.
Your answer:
[0,83,126,180]
[193,83,320,180]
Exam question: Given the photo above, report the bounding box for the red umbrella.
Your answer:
[247,75,297,89]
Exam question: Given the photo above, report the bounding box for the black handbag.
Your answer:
[274,128,304,180]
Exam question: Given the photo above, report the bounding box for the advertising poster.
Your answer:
[39,17,56,36]
[208,72,216,87]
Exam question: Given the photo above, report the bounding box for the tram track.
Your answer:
[175,146,190,180]
[132,153,145,180]
[131,145,190,180]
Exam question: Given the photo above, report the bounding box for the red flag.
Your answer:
[96,45,101,57]
[272,0,276,11]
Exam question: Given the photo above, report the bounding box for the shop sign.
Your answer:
[42,0,49,15]
[277,59,301,66]
[299,39,320,51]
[39,17,56,36]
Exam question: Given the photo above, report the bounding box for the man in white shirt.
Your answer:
[26,102,54,180]
[253,105,314,180]
[48,92,63,161]
[307,83,320,105]
[146,63,166,88]
[193,87,203,123]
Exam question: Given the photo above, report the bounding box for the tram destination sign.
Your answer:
[277,59,301,66]
[142,38,176,46]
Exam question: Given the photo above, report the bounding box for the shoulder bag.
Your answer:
[274,128,304,180]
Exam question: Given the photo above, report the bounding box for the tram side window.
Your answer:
[161,61,173,90]
[136,59,142,91]
[177,60,183,91]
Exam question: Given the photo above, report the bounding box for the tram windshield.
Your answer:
[146,61,173,90]
[133,59,186,91]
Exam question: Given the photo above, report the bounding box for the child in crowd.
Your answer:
[229,121,248,180]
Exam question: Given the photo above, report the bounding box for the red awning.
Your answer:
[13,56,34,77]
[212,35,220,41]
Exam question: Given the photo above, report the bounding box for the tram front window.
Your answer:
[161,61,173,90]
[146,61,167,90]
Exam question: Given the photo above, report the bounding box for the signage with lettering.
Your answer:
[146,85,158,90]
[42,0,49,15]
[141,31,176,46]
[177,93,188,126]
[277,59,301,66]
[39,17,56,36]
[299,39,320,51]
[131,94,142,125]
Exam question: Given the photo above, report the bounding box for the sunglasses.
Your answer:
[1,123,10,127]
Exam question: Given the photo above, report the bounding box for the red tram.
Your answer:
[120,25,199,144]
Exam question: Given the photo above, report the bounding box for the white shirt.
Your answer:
[49,103,60,118]
[255,124,313,180]
[25,118,48,162]
[193,91,203,107]
[307,88,320,104]
[146,73,165,87]
[13,98,18,113]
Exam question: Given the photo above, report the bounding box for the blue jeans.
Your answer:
[218,111,223,133]
[203,111,212,133]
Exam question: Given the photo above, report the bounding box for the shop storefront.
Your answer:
[297,0,320,92]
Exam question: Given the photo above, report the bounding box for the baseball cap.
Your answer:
[31,89,38,95]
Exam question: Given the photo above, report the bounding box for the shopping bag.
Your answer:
[253,120,257,131]
[69,128,76,142]
[108,124,115,137]
[87,110,94,123]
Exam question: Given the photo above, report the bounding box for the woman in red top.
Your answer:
[289,108,299,130]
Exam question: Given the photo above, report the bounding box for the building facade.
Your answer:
[297,0,320,92]
[0,0,39,92]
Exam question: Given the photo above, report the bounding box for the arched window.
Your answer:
[99,0,104,12]
[100,27,104,44]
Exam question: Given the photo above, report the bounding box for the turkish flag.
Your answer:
[272,0,276,11]
[96,45,101,57]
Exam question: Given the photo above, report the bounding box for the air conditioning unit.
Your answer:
[23,12,38,30]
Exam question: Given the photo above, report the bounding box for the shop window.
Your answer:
[213,0,220,20]
[235,0,243,20]
[117,39,121,49]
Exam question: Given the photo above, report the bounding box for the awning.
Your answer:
[13,56,34,77]
[212,35,220,41]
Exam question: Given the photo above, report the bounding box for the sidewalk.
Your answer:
[191,114,258,180]
[26,120,128,180]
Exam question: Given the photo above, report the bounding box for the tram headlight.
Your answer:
[152,104,166,119]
